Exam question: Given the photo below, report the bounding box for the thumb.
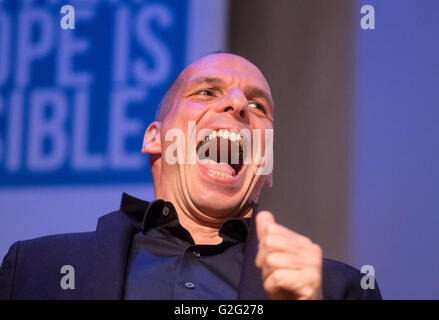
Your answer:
[255,210,275,239]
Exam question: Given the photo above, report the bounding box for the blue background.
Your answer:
[352,0,439,299]
[0,0,188,186]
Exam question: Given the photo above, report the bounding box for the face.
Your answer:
[145,54,274,222]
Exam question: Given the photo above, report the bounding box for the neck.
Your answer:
[154,191,252,245]
[178,213,224,245]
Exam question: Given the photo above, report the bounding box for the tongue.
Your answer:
[201,159,236,176]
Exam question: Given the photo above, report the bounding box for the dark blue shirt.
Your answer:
[123,199,250,300]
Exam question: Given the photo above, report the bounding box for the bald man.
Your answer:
[0,53,382,300]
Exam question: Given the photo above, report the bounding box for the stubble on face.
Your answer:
[154,53,274,226]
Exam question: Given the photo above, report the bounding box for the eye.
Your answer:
[248,102,266,114]
[195,89,214,96]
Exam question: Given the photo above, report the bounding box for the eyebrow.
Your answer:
[186,76,274,108]
[187,76,226,87]
[244,86,274,110]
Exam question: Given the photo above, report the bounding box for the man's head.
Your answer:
[142,53,273,223]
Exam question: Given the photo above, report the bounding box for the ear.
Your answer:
[264,172,273,188]
[142,121,161,154]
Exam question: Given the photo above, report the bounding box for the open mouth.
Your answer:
[197,129,244,179]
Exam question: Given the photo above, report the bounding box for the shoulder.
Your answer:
[2,210,123,262]
[17,231,96,259]
[1,231,96,268]
[322,258,382,300]
[0,231,96,299]
[323,258,362,283]
[0,206,140,299]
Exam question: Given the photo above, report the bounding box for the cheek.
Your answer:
[251,120,273,145]
[162,100,207,127]
[250,114,273,129]
[175,101,210,121]
[163,103,212,142]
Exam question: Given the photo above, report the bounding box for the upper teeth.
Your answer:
[207,129,242,143]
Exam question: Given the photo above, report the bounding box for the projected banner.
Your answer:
[0,0,189,186]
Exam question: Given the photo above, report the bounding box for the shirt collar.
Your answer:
[119,193,251,243]
[119,192,150,225]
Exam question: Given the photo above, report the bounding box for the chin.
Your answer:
[193,198,244,219]
[185,169,251,218]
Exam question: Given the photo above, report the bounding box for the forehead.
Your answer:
[181,54,271,93]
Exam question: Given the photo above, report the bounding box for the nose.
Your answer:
[216,88,249,122]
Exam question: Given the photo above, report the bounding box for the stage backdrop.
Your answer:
[0,0,229,258]
[229,0,439,299]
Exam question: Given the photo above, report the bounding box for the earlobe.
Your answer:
[142,121,161,154]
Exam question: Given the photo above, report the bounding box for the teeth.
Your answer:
[202,129,243,143]
[208,169,234,179]
[198,129,245,157]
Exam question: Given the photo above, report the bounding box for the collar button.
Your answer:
[162,206,170,216]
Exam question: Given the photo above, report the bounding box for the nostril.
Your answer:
[224,106,233,112]
[239,110,245,118]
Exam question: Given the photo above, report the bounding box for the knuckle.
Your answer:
[294,234,312,246]
[298,286,315,299]
[263,281,275,294]
[311,243,322,256]
[310,269,322,282]
[310,253,323,270]
[265,252,276,266]
[263,235,273,247]
[266,223,276,235]
[272,269,285,286]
